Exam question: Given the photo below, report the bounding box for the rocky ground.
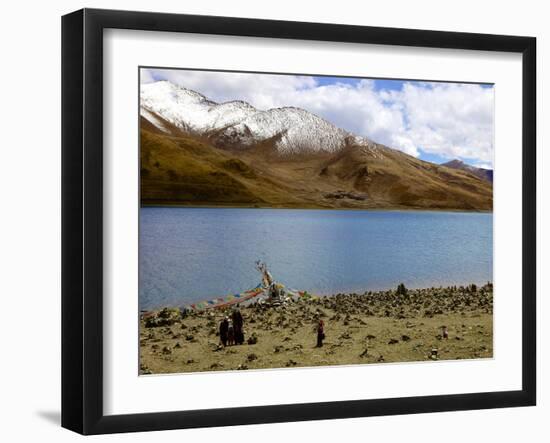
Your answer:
[139,283,493,374]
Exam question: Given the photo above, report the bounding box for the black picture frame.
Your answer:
[61,8,536,435]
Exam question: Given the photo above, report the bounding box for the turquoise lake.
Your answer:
[139,207,493,310]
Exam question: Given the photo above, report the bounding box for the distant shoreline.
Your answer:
[140,202,493,214]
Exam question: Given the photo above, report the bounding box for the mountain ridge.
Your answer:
[442,159,493,183]
[140,80,372,155]
[139,81,493,211]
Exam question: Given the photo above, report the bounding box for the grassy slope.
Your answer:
[141,129,267,205]
[140,118,493,211]
[318,144,493,210]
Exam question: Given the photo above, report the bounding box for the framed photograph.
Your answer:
[61,8,536,435]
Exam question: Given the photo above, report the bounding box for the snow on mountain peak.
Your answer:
[140,81,374,154]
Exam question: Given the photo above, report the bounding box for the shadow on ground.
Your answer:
[36,410,60,426]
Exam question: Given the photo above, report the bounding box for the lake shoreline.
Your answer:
[139,283,493,374]
[141,202,493,214]
[140,280,494,312]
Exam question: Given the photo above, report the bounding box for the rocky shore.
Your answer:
[139,283,493,374]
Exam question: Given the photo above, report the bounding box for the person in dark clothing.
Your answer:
[232,308,244,345]
[227,319,235,346]
[316,319,325,347]
[219,317,229,347]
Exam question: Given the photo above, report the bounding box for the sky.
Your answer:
[141,68,494,169]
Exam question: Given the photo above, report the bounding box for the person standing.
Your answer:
[232,308,244,345]
[219,317,229,347]
[227,319,235,346]
[316,319,325,347]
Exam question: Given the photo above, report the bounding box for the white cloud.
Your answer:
[473,162,493,170]
[140,68,494,167]
[381,83,494,165]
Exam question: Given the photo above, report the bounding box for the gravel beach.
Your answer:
[139,283,493,374]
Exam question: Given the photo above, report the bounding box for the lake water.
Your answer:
[139,207,493,310]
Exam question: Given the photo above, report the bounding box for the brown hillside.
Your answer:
[140,121,492,211]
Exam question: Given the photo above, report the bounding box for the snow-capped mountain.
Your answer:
[140,81,373,154]
[139,81,493,211]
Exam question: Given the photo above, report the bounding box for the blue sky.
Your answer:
[297,75,491,92]
[315,76,410,91]
[141,68,495,168]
